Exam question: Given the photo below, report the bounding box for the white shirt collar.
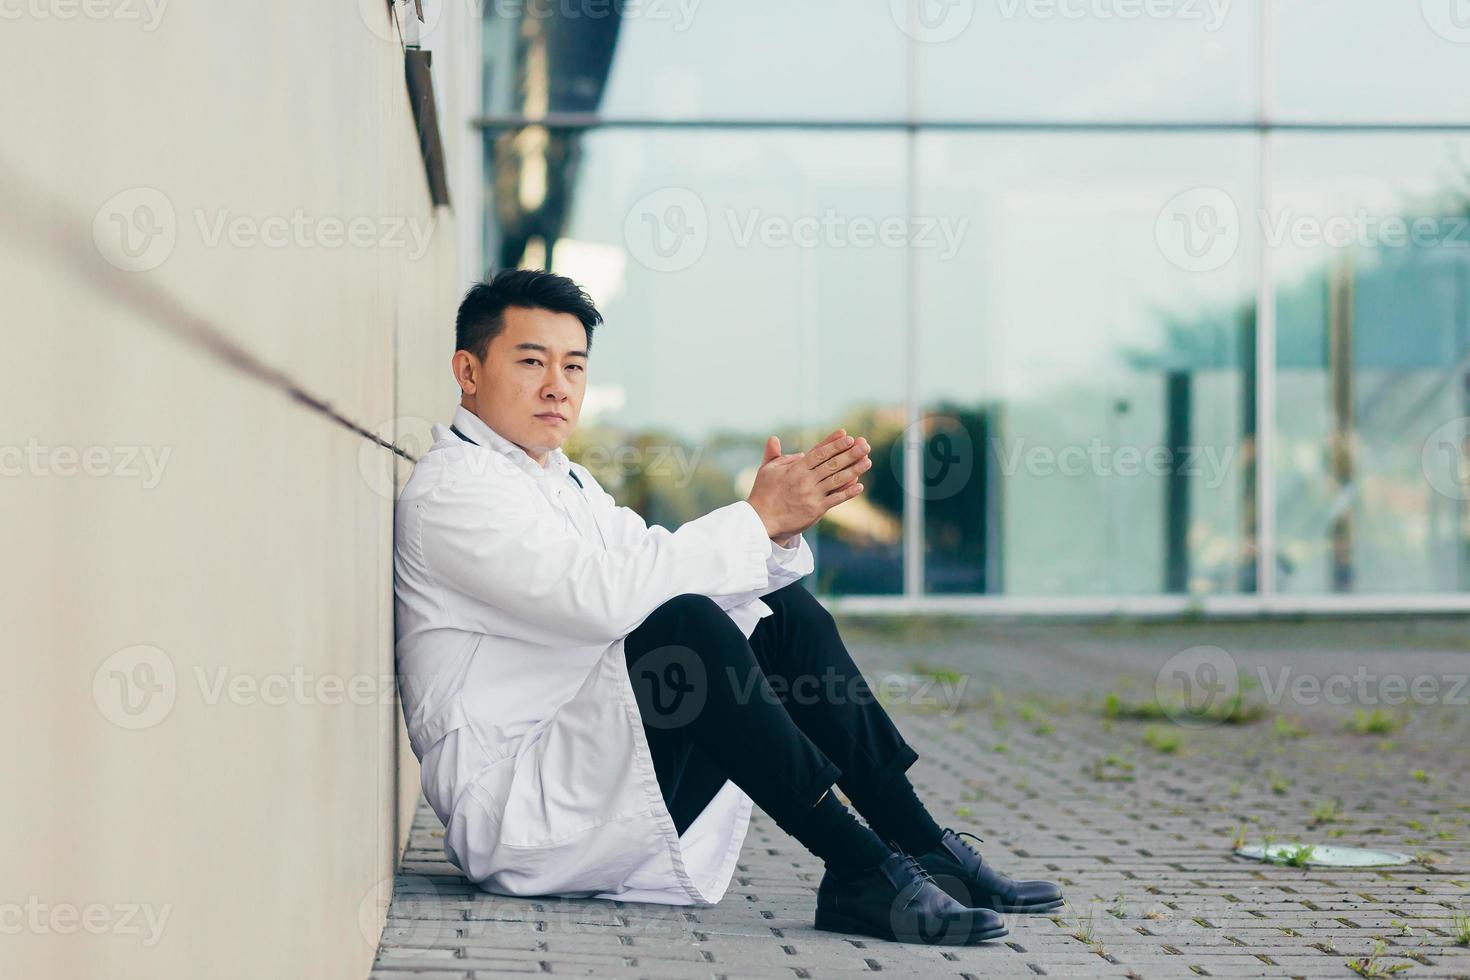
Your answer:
[448,405,573,481]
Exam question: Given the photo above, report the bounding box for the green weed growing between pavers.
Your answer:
[1085,755,1136,782]
[1143,726,1181,753]
[1068,904,1105,956]
[1309,798,1345,828]
[1101,670,1268,727]
[1274,715,1308,738]
[1451,909,1470,946]
[1347,940,1411,977]
[1345,708,1408,736]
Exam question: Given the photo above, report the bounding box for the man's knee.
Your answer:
[626,594,750,729]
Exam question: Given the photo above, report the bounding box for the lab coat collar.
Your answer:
[445,405,572,482]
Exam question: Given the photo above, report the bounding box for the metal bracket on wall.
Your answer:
[405,48,451,209]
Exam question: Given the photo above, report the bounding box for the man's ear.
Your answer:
[452,350,478,394]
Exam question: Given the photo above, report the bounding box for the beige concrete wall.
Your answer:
[0,4,467,977]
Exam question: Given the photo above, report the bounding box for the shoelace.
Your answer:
[892,850,941,909]
[944,828,987,863]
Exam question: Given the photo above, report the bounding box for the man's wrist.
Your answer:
[771,532,800,549]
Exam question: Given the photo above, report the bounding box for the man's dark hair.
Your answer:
[455,268,603,360]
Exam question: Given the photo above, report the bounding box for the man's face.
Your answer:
[460,305,587,464]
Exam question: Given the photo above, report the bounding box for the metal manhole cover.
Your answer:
[1234,843,1414,867]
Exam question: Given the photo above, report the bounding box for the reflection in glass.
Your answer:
[482,1,906,121]
[1272,2,1470,124]
[919,0,1259,123]
[916,134,1258,595]
[1273,135,1470,593]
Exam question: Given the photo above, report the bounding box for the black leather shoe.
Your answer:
[915,829,1065,914]
[814,850,1009,945]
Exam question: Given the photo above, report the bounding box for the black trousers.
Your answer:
[623,582,919,835]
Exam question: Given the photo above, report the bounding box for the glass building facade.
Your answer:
[476,1,1470,611]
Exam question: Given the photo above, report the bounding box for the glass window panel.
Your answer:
[485,129,908,594]
[918,0,1259,122]
[482,1,907,121]
[1272,2,1470,124]
[916,133,1258,595]
[1272,134,1470,594]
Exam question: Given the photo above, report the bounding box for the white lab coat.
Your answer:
[393,406,814,905]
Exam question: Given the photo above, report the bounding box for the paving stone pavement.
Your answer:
[372,618,1470,979]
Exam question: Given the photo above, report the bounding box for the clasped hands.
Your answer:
[746,428,871,546]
